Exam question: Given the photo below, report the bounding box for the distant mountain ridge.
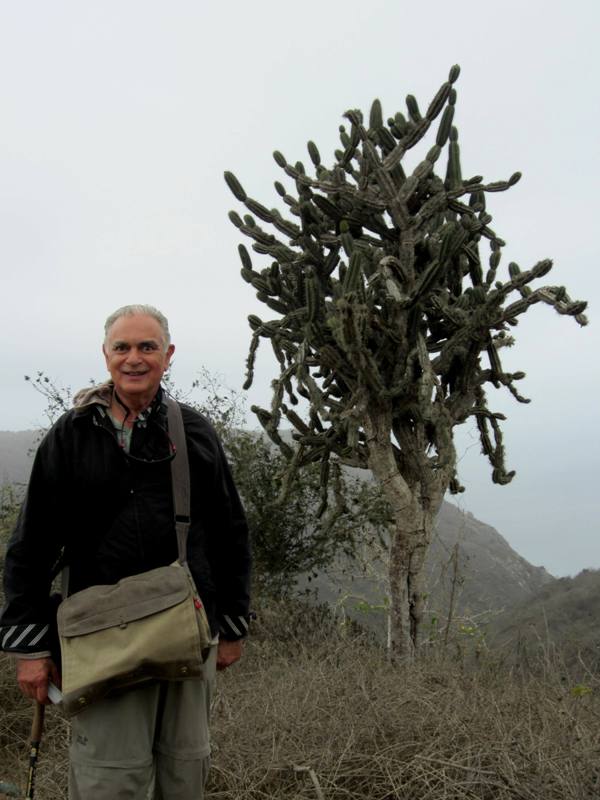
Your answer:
[0,430,39,485]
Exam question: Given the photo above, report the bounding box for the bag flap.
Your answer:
[58,565,190,637]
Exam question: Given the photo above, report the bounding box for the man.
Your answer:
[1,304,251,799]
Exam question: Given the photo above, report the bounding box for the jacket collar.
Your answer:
[72,381,167,425]
[73,381,113,411]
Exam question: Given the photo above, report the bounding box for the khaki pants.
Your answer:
[69,646,216,800]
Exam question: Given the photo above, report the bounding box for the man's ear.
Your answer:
[102,344,109,367]
[165,344,175,365]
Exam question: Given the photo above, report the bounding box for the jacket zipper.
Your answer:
[92,413,144,561]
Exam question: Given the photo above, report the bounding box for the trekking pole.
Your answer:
[25,702,45,800]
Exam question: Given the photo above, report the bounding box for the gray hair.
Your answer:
[104,304,171,350]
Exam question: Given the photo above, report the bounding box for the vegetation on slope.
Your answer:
[490,568,600,669]
[1,599,598,799]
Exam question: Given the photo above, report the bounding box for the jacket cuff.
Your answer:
[1,623,51,655]
[218,613,249,640]
[11,651,52,660]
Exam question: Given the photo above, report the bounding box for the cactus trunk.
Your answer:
[365,408,437,658]
[387,514,434,658]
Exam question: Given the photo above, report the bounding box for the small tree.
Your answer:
[184,371,386,598]
[226,429,385,597]
[224,66,587,659]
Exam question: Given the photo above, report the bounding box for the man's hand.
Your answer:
[216,639,243,671]
[16,658,60,705]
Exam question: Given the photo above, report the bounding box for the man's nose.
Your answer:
[125,348,143,363]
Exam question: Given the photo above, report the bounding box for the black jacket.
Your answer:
[0,390,251,657]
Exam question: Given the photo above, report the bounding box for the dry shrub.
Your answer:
[209,600,600,799]
[1,602,598,799]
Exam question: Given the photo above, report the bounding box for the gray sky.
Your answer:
[1,0,598,577]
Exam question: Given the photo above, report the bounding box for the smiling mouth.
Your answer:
[123,372,148,377]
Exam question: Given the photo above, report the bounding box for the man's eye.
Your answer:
[113,344,127,352]
[142,344,157,352]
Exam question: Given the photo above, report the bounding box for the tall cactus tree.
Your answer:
[224,66,587,659]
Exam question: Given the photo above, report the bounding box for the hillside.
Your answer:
[488,567,600,665]
[301,498,554,640]
[426,502,553,618]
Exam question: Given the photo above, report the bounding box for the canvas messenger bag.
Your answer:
[57,398,212,717]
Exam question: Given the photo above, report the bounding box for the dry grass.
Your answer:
[208,603,600,799]
[0,655,69,798]
[1,603,599,799]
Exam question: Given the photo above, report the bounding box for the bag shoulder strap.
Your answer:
[167,398,191,565]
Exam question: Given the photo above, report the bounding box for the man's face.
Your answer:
[103,314,175,405]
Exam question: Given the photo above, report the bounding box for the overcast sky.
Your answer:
[1,1,598,578]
